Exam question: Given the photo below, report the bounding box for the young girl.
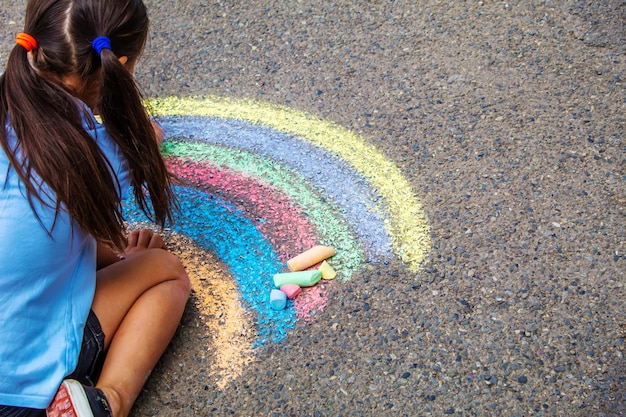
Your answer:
[0,1,190,416]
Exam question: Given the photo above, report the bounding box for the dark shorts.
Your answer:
[0,310,107,417]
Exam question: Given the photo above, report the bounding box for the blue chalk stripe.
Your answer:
[123,186,296,345]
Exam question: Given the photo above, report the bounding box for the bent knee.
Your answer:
[148,249,191,295]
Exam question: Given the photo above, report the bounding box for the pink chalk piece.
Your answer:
[280,284,302,300]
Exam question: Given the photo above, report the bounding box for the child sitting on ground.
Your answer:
[0,1,190,416]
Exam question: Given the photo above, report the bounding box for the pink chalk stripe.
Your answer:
[167,157,318,263]
[294,283,329,322]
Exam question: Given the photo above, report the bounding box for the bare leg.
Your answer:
[91,230,190,417]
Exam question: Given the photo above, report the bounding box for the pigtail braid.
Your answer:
[97,48,175,229]
[0,35,127,249]
[2,0,175,250]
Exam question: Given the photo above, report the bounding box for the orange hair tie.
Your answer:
[16,33,38,52]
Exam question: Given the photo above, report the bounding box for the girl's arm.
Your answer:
[96,241,122,270]
[96,120,161,271]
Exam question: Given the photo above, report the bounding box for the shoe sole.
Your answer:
[46,380,94,417]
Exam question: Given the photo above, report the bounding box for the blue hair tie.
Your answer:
[92,36,111,55]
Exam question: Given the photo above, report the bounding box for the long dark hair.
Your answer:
[0,0,174,250]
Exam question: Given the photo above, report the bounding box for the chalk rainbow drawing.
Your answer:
[123,96,430,385]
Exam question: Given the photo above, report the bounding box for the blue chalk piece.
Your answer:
[270,289,287,310]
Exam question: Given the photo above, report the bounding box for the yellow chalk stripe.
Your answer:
[149,96,431,272]
[173,235,254,390]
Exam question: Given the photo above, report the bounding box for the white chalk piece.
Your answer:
[269,289,287,310]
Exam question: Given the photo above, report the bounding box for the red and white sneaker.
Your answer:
[46,380,112,417]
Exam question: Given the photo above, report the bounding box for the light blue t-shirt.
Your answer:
[0,104,130,409]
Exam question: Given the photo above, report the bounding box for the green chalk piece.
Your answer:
[273,270,322,288]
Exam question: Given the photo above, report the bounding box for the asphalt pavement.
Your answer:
[1,1,624,416]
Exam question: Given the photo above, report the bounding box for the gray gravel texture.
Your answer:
[1,0,625,416]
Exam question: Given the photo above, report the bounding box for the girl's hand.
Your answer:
[123,229,167,258]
